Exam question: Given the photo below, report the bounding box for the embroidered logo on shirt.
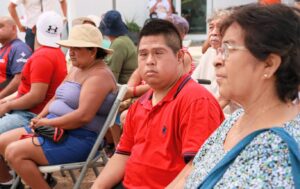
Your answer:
[162,125,167,135]
[17,52,27,63]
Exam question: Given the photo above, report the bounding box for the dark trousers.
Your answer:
[25,28,35,51]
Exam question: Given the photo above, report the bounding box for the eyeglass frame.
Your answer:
[216,43,248,61]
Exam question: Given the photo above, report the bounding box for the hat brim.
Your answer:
[57,39,113,54]
[100,21,128,36]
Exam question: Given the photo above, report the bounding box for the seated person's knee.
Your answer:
[4,143,19,165]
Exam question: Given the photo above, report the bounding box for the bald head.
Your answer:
[0,16,17,45]
[0,16,16,26]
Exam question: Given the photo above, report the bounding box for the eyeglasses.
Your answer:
[216,43,247,61]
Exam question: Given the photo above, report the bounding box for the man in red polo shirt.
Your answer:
[0,11,67,135]
[92,19,224,189]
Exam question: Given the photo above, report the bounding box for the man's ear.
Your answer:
[12,24,17,34]
[263,53,281,78]
[177,49,184,62]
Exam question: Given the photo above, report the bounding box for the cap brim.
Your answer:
[57,39,113,54]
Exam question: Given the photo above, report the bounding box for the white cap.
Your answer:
[36,11,63,48]
[72,15,101,27]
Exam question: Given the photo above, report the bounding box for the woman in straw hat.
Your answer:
[0,24,117,189]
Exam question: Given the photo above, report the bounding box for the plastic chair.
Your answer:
[11,84,128,189]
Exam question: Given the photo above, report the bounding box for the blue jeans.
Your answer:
[0,110,36,134]
[25,28,35,51]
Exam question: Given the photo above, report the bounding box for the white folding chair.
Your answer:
[11,84,128,189]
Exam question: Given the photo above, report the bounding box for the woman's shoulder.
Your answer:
[223,117,300,187]
[80,64,116,88]
[284,112,300,144]
[113,36,134,46]
[240,113,300,162]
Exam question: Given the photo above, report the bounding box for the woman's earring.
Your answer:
[263,74,268,78]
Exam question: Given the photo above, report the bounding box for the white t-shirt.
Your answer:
[148,0,170,19]
[10,0,63,28]
[192,47,219,97]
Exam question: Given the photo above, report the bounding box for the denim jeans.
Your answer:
[0,110,36,134]
[25,28,35,51]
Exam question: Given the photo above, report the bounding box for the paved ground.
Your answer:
[22,168,99,189]
[53,168,100,189]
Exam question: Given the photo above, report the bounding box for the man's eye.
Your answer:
[139,53,147,57]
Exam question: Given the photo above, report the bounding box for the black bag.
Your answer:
[34,126,67,144]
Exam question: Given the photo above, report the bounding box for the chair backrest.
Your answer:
[72,84,127,189]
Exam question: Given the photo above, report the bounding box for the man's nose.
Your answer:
[145,54,155,65]
[211,27,220,35]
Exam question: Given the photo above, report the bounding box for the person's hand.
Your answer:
[123,86,134,100]
[30,117,49,129]
[63,17,68,24]
[0,99,7,105]
[30,116,40,128]
[0,103,10,117]
[17,25,26,32]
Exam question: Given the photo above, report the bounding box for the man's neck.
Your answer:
[1,37,16,47]
[151,75,183,106]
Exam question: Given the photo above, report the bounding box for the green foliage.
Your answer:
[125,19,141,33]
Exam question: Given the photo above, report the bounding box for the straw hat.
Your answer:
[57,24,113,54]
[72,15,101,27]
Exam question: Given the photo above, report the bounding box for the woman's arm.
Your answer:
[33,70,115,129]
[123,69,150,100]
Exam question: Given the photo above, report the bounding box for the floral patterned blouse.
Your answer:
[185,109,300,189]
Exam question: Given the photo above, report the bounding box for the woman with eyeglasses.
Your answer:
[169,3,300,189]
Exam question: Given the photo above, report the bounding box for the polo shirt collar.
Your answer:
[140,74,190,110]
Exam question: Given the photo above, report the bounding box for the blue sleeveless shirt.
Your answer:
[48,81,117,134]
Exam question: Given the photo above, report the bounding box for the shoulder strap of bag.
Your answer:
[271,128,300,188]
[198,127,300,189]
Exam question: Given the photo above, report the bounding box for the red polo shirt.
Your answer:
[116,74,224,188]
